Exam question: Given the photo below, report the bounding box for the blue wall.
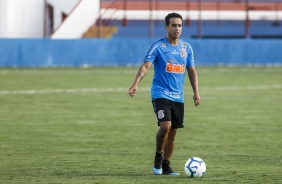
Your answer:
[0,38,281,67]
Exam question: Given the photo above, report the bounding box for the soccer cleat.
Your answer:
[162,160,180,176]
[162,167,180,176]
[153,167,163,175]
[153,152,163,175]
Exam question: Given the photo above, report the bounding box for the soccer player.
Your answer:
[127,12,201,176]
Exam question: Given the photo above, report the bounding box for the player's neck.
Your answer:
[166,36,179,46]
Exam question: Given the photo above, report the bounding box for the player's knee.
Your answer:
[159,121,171,132]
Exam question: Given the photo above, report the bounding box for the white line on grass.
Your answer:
[0,69,140,75]
[200,85,282,90]
[0,87,150,95]
[0,85,281,95]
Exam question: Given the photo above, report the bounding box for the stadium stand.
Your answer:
[83,0,282,38]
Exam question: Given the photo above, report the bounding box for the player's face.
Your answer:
[166,17,182,39]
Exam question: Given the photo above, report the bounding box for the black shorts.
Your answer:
[152,98,184,128]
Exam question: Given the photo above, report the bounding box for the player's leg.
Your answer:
[163,128,177,161]
[152,98,172,175]
[162,128,180,175]
[161,101,184,176]
[153,121,171,174]
[156,121,171,153]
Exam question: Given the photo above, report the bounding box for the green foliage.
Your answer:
[0,67,281,184]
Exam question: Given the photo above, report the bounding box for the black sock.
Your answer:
[154,152,163,169]
[162,160,170,170]
[155,152,163,158]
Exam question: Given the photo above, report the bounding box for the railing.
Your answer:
[97,0,282,38]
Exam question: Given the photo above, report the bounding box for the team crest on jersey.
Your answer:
[161,43,167,48]
[180,48,187,58]
[157,110,165,119]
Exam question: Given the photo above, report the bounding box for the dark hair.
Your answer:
[165,12,183,26]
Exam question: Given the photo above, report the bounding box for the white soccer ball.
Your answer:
[184,157,206,178]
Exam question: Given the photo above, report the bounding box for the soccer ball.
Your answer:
[184,157,206,178]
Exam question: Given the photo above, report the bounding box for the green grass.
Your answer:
[0,66,281,184]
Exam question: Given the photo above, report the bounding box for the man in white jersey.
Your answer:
[127,12,201,176]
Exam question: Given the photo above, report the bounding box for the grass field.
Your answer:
[0,66,281,184]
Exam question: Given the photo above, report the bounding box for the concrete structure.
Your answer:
[0,0,45,38]
[0,0,99,39]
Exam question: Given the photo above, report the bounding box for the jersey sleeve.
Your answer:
[144,44,159,63]
[186,45,195,67]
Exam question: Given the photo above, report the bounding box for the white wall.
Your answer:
[0,0,8,37]
[0,0,99,38]
[0,0,45,38]
[0,0,82,38]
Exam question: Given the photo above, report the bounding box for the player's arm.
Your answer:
[127,61,152,97]
[187,66,201,106]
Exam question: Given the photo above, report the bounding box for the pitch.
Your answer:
[0,66,281,183]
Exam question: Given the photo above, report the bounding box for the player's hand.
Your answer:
[193,94,201,106]
[127,86,137,97]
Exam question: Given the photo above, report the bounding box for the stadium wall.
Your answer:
[0,38,281,67]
